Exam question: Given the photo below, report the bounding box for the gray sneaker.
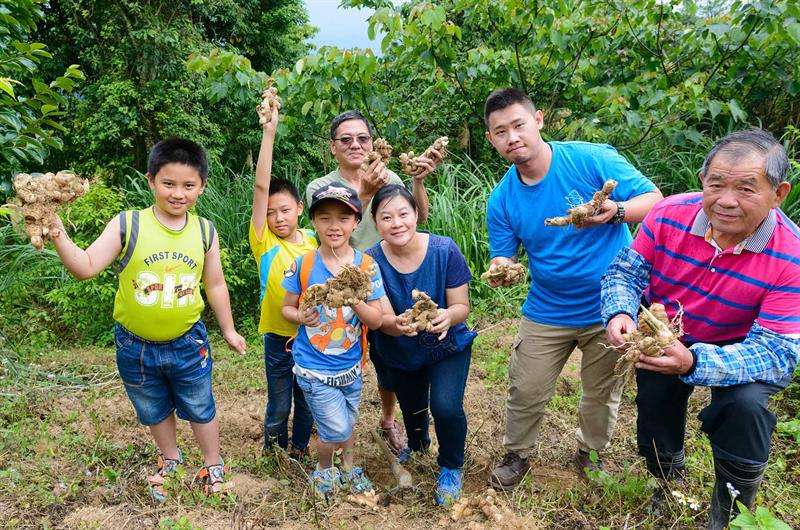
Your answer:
[488,452,529,490]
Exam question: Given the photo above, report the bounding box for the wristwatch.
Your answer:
[609,201,626,224]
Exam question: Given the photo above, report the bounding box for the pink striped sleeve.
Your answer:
[757,265,800,336]
[631,208,657,265]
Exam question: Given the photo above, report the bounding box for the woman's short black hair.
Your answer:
[370,184,417,220]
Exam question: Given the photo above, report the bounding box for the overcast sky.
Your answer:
[306,0,382,51]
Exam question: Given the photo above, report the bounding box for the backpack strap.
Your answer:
[199,217,216,253]
[117,210,140,273]
[286,250,318,353]
[357,253,375,369]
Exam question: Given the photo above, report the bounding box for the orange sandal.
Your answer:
[196,458,227,495]
[148,449,183,503]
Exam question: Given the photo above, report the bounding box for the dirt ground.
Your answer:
[53,343,614,529]
[2,322,798,529]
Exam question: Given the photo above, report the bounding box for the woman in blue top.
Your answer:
[366,184,476,505]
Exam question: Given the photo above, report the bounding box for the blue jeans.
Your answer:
[295,370,363,443]
[391,346,471,469]
[115,320,214,426]
[264,333,313,451]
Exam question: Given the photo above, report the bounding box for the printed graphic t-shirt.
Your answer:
[114,208,207,341]
[282,250,385,371]
[249,221,317,335]
[486,141,656,327]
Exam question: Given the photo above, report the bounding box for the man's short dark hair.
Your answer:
[269,178,302,203]
[147,138,209,183]
[483,88,537,128]
[701,128,790,188]
[329,110,373,139]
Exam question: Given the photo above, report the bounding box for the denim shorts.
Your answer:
[115,320,215,426]
[295,370,362,443]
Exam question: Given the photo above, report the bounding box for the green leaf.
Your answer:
[728,99,747,122]
[40,104,58,116]
[786,21,800,45]
[234,70,250,86]
[708,100,721,119]
[32,79,49,94]
[0,78,17,98]
[709,23,730,38]
[52,76,76,91]
[295,59,304,75]
[301,100,313,115]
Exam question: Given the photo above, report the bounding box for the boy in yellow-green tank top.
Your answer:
[250,101,316,457]
[49,138,246,501]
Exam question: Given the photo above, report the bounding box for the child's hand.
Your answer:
[395,314,418,337]
[299,306,321,327]
[428,308,452,340]
[261,102,279,136]
[48,214,66,241]
[223,330,247,355]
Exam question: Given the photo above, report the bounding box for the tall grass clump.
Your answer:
[423,157,527,319]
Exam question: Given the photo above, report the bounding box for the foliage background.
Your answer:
[3,0,800,344]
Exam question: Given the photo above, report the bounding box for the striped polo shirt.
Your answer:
[631,192,800,343]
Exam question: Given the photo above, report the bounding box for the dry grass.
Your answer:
[0,322,797,529]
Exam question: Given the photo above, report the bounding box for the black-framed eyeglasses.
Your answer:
[333,135,372,146]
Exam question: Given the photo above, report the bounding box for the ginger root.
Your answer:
[347,489,381,511]
[480,263,527,285]
[360,138,393,172]
[615,303,684,375]
[400,289,439,332]
[449,488,527,529]
[544,179,617,226]
[300,263,377,311]
[399,136,449,177]
[256,81,281,125]
[8,172,89,251]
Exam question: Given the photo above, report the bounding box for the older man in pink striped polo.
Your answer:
[601,129,799,530]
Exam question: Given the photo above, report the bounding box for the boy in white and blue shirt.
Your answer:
[281,183,384,496]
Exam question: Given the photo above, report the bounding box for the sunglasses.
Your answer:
[333,135,372,146]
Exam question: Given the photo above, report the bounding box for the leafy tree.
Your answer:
[34,0,314,179]
[263,0,800,166]
[0,0,83,193]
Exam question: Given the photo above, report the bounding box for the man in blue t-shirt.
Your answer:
[483,88,662,490]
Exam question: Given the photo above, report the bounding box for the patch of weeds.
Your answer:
[571,452,658,515]
[548,379,581,414]
[478,348,509,385]
[731,502,793,530]
[159,516,199,530]
[158,464,239,509]
[776,418,800,445]
[210,341,264,393]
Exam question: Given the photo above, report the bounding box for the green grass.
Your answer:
[1,333,798,529]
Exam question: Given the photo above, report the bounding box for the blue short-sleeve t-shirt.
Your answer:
[486,141,656,327]
[282,249,385,371]
[367,233,477,370]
